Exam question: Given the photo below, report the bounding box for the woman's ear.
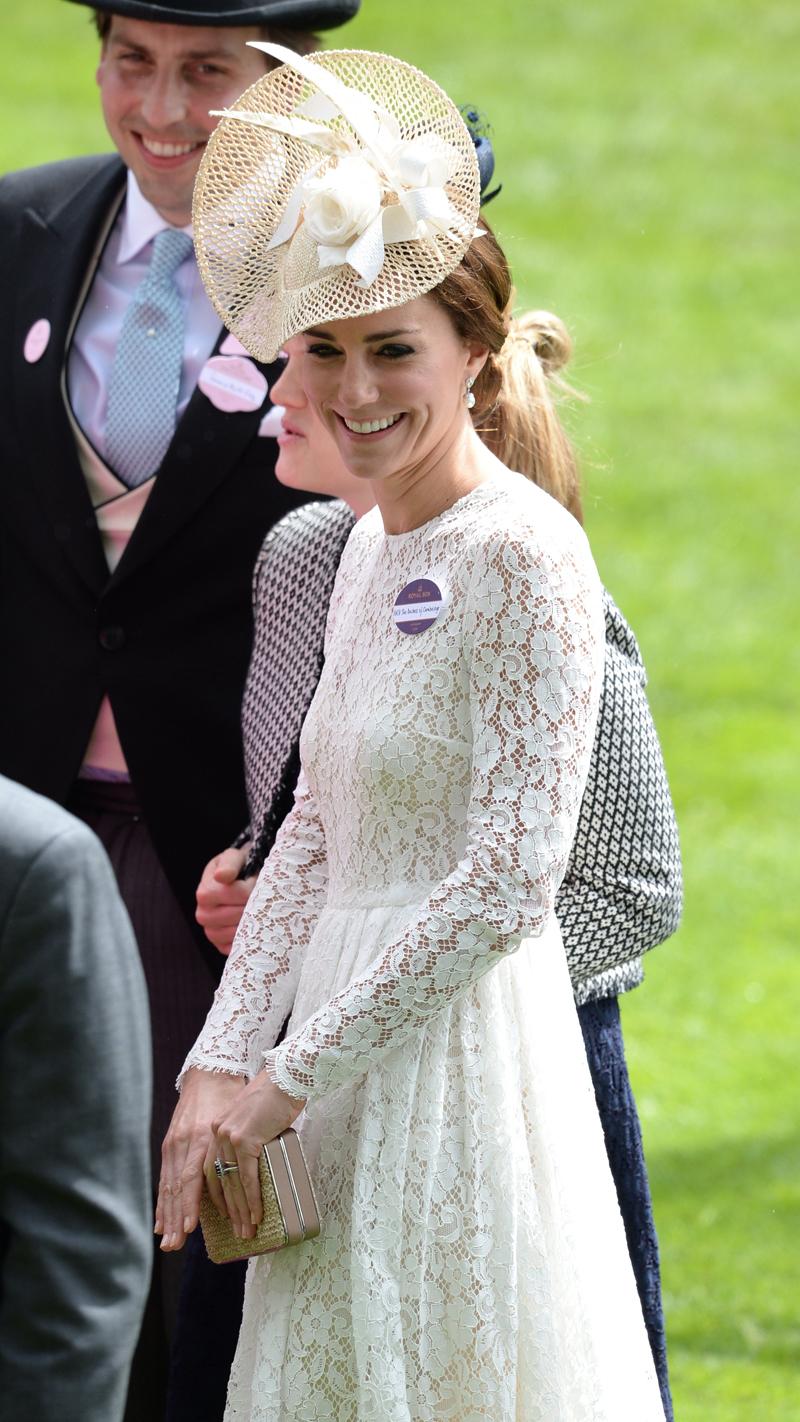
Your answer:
[465,343,490,382]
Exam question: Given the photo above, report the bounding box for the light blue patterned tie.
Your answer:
[105,227,194,488]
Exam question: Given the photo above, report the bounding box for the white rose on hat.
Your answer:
[302,155,382,269]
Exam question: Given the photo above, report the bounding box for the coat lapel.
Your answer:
[12,159,126,597]
[13,153,282,593]
[107,342,285,589]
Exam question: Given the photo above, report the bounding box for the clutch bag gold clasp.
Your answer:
[199,1127,320,1265]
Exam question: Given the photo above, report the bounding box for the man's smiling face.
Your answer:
[96,18,268,226]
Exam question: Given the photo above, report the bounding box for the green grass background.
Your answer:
[2,2,797,1415]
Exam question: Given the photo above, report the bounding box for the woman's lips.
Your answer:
[277,418,307,445]
[335,412,406,442]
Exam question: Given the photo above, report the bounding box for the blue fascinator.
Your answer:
[460,107,501,205]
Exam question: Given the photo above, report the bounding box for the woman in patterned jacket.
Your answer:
[173,316,680,1422]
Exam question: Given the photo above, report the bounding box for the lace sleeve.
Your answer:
[265,520,605,1102]
[180,769,328,1084]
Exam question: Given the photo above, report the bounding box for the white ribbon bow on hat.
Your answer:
[212,42,469,288]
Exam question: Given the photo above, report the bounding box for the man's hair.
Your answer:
[93,12,319,55]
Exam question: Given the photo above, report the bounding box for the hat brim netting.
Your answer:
[192,48,481,363]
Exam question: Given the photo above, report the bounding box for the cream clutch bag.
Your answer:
[199,1128,320,1264]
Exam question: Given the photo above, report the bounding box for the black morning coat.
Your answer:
[0,154,311,977]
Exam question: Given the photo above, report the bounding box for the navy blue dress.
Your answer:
[579,997,673,1421]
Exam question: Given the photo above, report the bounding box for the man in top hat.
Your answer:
[0,1,359,1417]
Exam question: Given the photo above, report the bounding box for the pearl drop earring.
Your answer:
[465,376,476,410]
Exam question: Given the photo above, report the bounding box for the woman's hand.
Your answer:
[156,1067,246,1251]
[204,1070,306,1241]
[195,845,256,955]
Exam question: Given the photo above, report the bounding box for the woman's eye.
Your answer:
[378,344,414,359]
[307,344,340,359]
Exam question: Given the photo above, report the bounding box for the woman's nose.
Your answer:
[337,360,378,411]
[271,367,304,410]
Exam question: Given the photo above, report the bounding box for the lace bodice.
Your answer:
[240,505,681,1003]
[184,472,605,1099]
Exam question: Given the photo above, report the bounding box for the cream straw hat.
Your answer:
[192,45,482,362]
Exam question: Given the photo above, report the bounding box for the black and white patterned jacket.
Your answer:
[240,500,682,1006]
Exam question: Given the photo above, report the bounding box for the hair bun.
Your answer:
[506,310,572,376]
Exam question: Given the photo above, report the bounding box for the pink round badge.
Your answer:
[24,318,51,364]
[219,332,250,357]
[198,355,267,413]
[393,579,445,636]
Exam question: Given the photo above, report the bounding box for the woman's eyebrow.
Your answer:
[304,327,421,342]
[363,329,420,342]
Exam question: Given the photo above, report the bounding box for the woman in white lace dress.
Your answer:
[157,46,666,1420]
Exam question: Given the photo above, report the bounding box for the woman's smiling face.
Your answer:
[298,295,487,484]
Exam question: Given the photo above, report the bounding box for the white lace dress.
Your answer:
[184,472,665,1421]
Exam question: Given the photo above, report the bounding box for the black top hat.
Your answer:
[66,0,360,28]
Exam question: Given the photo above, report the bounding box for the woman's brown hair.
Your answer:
[430,222,584,524]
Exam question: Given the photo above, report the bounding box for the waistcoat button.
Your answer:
[98,625,125,651]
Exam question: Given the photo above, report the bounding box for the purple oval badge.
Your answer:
[393,578,445,636]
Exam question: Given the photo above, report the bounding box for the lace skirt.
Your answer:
[224,902,665,1421]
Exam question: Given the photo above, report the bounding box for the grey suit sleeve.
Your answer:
[0,822,152,1422]
[555,591,683,987]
